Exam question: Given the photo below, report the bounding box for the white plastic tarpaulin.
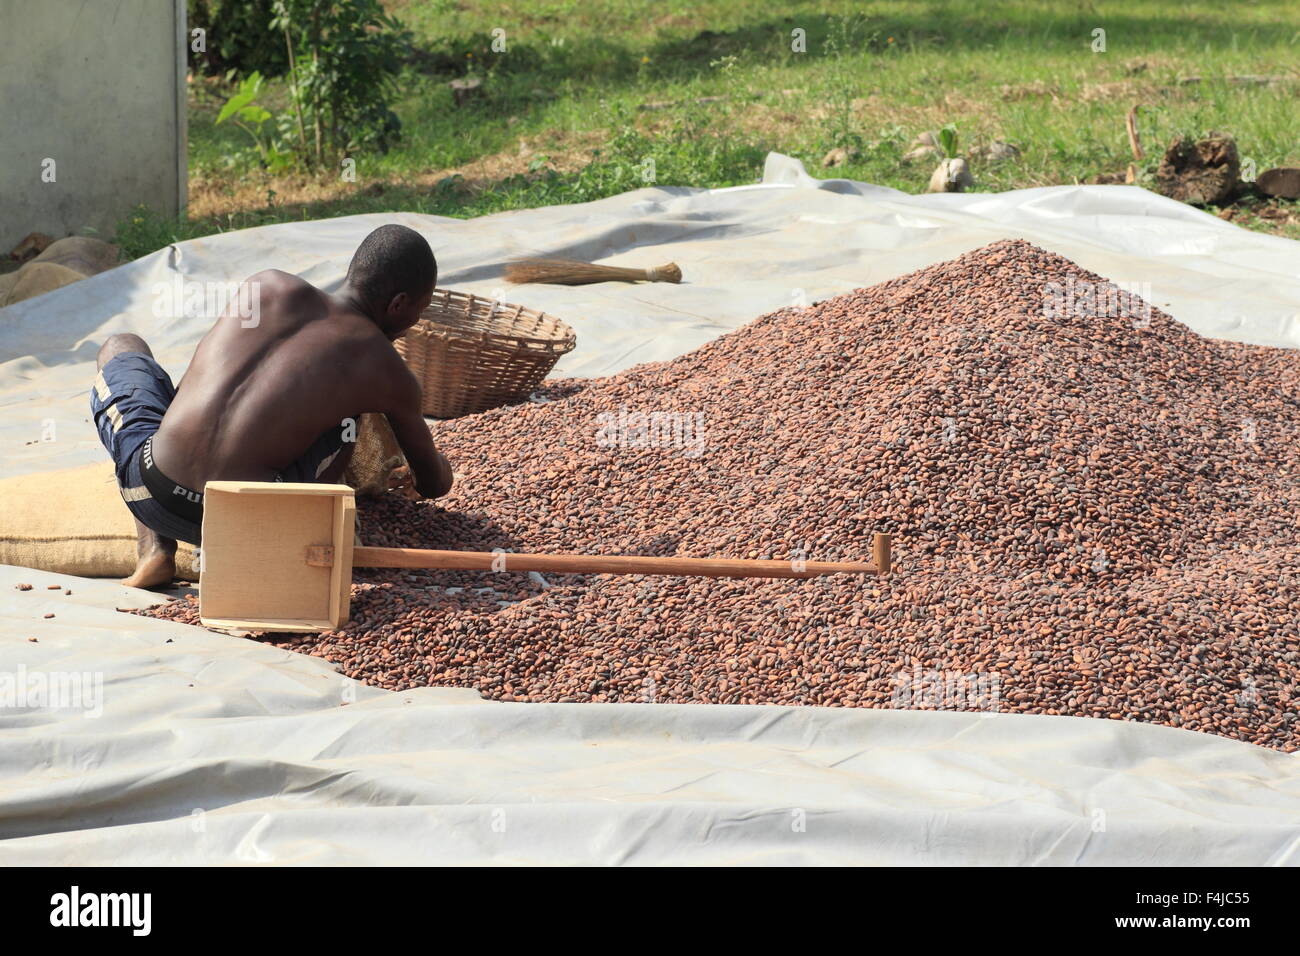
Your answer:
[2,154,1299,864]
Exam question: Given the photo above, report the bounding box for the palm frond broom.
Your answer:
[504,257,682,286]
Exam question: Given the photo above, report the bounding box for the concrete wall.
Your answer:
[0,0,187,251]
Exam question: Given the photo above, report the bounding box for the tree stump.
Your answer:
[1155,133,1240,205]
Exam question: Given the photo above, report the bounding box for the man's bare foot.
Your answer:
[123,517,178,589]
[122,549,176,589]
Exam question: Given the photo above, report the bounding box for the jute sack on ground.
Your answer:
[0,463,200,580]
[0,262,86,308]
[0,237,122,308]
[344,412,406,497]
[32,236,122,276]
[0,416,400,578]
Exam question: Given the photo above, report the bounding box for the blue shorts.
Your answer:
[91,352,353,546]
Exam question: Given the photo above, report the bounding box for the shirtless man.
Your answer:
[91,224,453,588]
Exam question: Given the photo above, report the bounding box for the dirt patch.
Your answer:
[186,129,607,219]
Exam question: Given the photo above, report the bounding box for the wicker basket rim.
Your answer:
[408,287,575,348]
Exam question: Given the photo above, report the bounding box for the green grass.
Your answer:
[117,0,1300,258]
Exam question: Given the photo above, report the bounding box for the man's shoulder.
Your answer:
[245,269,322,302]
[246,267,306,286]
[348,333,417,409]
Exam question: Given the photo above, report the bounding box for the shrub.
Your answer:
[271,0,410,164]
[187,0,287,77]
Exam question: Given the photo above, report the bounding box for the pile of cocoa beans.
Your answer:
[143,240,1300,751]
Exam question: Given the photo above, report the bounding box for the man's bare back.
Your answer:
[153,269,416,486]
[91,225,450,588]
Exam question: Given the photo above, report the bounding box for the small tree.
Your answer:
[270,0,409,168]
[215,72,293,171]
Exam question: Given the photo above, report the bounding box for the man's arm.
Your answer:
[383,363,453,499]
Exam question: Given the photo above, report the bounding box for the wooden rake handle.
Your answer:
[309,533,892,578]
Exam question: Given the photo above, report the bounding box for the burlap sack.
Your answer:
[0,262,86,307]
[344,412,406,497]
[0,463,200,580]
[0,237,121,307]
[0,411,396,580]
[32,236,121,276]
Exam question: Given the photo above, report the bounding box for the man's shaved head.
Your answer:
[346,224,437,314]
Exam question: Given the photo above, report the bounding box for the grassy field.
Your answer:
[117,0,1300,258]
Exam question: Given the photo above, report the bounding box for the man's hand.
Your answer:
[388,456,453,500]
[387,464,421,500]
[380,359,454,500]
[414,448,453,499]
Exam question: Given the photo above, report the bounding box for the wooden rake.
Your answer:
[197,482,891,632]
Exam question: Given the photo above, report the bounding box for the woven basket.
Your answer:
[395,288,576,418]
